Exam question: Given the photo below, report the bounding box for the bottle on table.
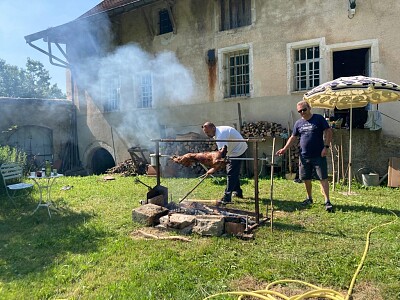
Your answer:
[45,160,52,177]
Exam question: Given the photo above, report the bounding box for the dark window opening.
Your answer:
[91,148,115,175]
[333,48,369,78]
[221,0,251,31]
[159,9,173,35]
[331,48,370,128]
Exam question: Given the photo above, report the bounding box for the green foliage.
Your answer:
[0,145,26,166]
[0,58,65,99]
[0,176,399,299]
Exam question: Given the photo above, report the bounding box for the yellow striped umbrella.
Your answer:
[304,76,400,193]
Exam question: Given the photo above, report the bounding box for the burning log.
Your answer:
[170,146,227,172]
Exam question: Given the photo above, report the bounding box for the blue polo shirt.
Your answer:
[293,114,329,158]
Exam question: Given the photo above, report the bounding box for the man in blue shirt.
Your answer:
[276,101,334,212]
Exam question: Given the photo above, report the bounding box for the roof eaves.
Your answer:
[24,0,159,44]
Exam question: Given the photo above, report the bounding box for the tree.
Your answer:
[0,58,65,99]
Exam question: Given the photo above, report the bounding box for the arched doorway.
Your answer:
[7,125,53,168]
[91,148,115,175]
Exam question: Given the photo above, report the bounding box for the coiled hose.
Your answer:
[203,210,398,300]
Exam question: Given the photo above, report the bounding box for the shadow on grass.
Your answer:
[210,177,252,186]
[0,195,110,283]
[260,198,400,217]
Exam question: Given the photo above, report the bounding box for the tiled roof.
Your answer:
[79,0,150,18]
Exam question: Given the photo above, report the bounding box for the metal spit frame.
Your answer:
[151,138,276,229]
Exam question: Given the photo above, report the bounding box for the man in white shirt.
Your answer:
[202,122,248,204]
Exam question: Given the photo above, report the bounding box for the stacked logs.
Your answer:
[241,121,287,138]
[107,159,146,176]
[287,140,300,175]
[240,121,299,175]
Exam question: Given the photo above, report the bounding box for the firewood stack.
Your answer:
[107,159,147,176]
[288,140,300,175]
[240,121,299,175]
[241,121,287,138]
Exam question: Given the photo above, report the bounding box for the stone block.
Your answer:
[159,213,196,229]
[192,215,224,236]
[132,203,169,226]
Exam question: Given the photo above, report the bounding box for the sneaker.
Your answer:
[216,193,232,206]
[293,178,302,183]
[301,198,313,206]
[216,199,233,206]
[325,201,333,212]
[232,191,243,198]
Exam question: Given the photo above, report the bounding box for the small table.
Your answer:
[29,173,63,217]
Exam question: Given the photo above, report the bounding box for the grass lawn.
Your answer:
[0,174,399,299]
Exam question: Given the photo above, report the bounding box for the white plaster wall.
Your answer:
[72,0,400,167]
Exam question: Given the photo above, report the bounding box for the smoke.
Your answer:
[70,16,196,149]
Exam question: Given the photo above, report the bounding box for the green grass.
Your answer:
[0,175,399,299]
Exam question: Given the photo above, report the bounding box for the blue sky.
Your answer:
[0,0,100,93]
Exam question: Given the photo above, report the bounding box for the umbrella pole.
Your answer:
[348,107,353,194]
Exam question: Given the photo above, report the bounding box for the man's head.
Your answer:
[202,122,216,138]
[296,100,312,119]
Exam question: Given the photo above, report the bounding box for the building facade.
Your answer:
[0,98,74,171]
[26,0,400,176]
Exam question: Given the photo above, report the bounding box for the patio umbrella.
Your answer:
[303,75,400,194]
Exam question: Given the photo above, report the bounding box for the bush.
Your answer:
[0,145,28,192]
[0,145,27,166]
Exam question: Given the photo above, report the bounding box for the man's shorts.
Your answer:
[299,156,328,181]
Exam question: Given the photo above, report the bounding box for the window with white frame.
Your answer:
[221,48,250,98]
[220,0,251,31]
[102,76,120,112]
[137,73,153,108]
[293,46,320,91]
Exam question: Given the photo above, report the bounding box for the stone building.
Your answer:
[25,0,400,176]
[0,97,74,171]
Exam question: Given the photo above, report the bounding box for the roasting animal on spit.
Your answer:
[171,145,228,173]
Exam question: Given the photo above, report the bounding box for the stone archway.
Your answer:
[90,148,115,175]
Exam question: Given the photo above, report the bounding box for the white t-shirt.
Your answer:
[215,126,248,157]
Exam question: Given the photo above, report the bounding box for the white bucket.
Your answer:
[150,154,157,166]
[362,173,380,186]
[149,154,167,167]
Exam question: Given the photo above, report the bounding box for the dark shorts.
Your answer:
[299,156,328,180]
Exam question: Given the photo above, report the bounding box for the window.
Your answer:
[159,9,173,34]
[220,0,251,31]
[223,49,250,98]
[138,73,153,108]
[102,76,120,112]
[294,46,320,91]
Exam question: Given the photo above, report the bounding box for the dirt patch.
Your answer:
[130,227,192,242]
[351,281,383,300]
